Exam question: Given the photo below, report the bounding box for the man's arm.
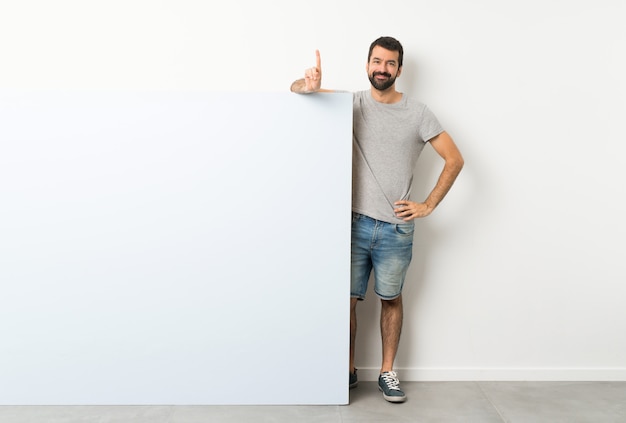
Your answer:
[290,50,334,94]
[394,131,464,221]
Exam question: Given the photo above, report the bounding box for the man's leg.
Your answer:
[350,214,373,388]
[372,219,412,403]
[378,294,406,402]
[380,294,403,373]
[350,297,359,373]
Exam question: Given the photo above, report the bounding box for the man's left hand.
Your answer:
[394,200,434,221]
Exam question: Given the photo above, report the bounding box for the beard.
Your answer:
[368,71,397,91]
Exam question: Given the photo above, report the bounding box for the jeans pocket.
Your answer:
[394,222,415,235]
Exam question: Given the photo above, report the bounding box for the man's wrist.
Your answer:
[424,200,437,212]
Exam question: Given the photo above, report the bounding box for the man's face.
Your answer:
[367,46,402,91]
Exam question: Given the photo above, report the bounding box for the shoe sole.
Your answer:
[378,386,406,403]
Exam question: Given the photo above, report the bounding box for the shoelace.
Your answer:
[381,371,401,391]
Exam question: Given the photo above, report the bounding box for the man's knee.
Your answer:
[381,295,402,307]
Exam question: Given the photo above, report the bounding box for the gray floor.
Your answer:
[2,382,626,422]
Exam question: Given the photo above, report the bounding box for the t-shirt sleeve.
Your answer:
[420,104,445,142]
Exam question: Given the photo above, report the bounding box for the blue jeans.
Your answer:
[350,213,414,300]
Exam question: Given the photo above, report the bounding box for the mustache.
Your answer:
[373,71,392,78]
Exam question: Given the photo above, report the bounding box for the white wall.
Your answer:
[1,0,624,381]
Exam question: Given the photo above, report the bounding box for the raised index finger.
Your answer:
[315,49,321,71]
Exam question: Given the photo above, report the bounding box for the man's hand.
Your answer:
[394,200,434,221]
[291,50,322,93]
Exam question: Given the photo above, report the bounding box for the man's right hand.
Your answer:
[290,50,322,93]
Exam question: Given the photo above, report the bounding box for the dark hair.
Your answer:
[368,36,404,67]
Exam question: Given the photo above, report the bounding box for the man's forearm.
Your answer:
[424,158,464,210]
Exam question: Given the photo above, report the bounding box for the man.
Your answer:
[291,36,464,403]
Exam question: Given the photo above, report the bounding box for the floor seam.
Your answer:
[476,382,508,423]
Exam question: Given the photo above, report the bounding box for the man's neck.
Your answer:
[370,86,403,104]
